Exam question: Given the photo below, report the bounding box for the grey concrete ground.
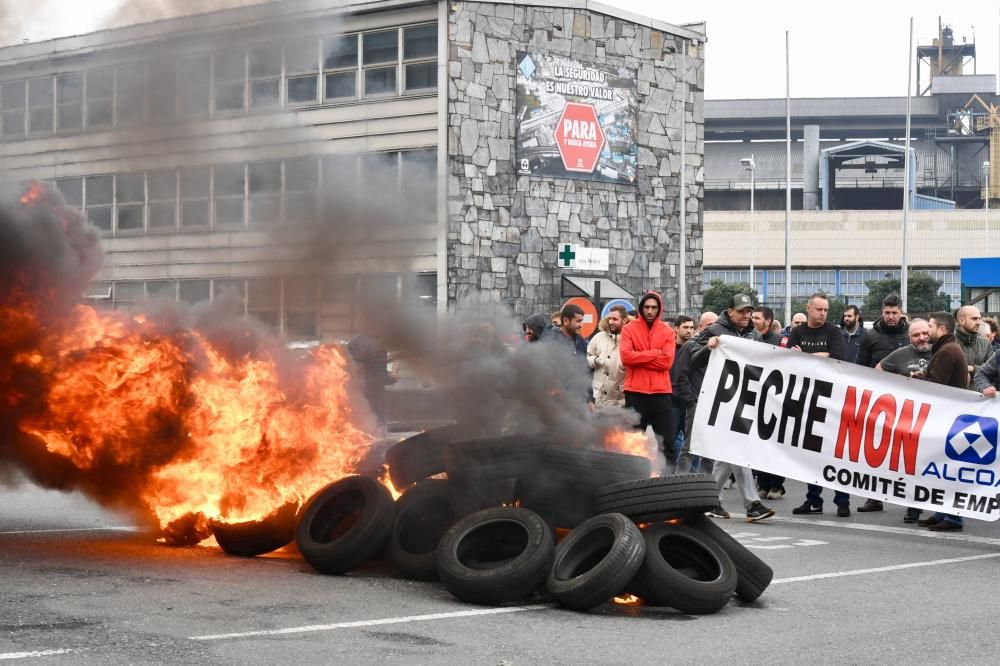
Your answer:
[3,478,1000,665]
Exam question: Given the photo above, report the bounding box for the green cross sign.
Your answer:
[558,244,576,268]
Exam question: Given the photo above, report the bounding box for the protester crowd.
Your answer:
[522,292,1000,531]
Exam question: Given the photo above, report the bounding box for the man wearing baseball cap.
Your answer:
[689,292,775,522]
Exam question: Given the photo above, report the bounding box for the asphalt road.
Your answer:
[3,478,1000,665]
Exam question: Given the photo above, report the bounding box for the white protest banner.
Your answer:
[691,336,1000,521]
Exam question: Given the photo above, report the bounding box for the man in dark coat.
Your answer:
[840,305,865,364]
[916,311,969,531]
[689,294,774,522]
[856,294,908,368]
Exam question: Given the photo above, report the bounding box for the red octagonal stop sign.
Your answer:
[554,102,606,174]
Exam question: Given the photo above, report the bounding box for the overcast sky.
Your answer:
[7,0,1000,100]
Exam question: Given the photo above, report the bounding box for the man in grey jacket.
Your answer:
[956,306,992,384]
[974,350,1000,397]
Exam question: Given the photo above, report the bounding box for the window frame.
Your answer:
[0,79,27,138]
[249,43,283,112]
[85,67,114,129]
[213,50,247,115]
[402,23,438,93]
[284,41,320,107]
[322,33,360,102]
[55,72,84,133]
[26,76,54,136]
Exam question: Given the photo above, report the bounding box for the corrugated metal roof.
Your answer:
[930,75,997,95]
[704,209,998,267]
[705,138,955,188]
[706,96,940,120]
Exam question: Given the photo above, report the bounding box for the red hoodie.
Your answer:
[620,291,675,394]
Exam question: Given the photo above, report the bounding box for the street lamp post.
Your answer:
[984,161,992,257]
[741,156,756,292]
[984,161,991,211]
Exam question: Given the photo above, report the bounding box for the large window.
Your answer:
[285,157,319,224]
[403,24,437,91]
[180,167,210,228]
[285,43,319,105]
[284,276,319,338]
[148,60,177,122]
[0,80,25,138]
[179,279,211,304]
[178,54,210,118]
[249,44,282,110]
[116,173,145,233]
[323,35,358,100]
[248,278,281,328]
[86,68,113,128]
[47,150,433,236]
[214,51,245,113]
[213,164,245,228]
[0,23,437,142]
[363,30,398,97]
[27,77,54,135]
[55,177,83,208]
[148,170,177,229]
[85,175,113,232]
[56,73,83,131]
[115,64,147,126]
[248,161,281,226]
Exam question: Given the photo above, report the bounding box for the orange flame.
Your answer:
[16,302,376,533]
[379,466,403,500]
[612,594,641,605]
[603,429,656,473]
[20,181,45,207]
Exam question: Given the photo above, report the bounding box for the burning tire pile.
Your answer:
[210,426,773,614]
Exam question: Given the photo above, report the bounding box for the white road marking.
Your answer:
[772,552,1000,584]
[769,515,1000,546]
[0,527,137,536]
[0,648,82,660]
[189,604,552,641]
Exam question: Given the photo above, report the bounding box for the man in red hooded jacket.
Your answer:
[620,291,677,468]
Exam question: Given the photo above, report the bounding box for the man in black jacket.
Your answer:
[673,312,717,474]
[690,294,774,522]
[856,294,908,368]
[783,292,851,517]
[840,305,864,364]
[753,306,782,345]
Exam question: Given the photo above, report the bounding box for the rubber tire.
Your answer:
[436,507,554,605]
[686,514,774,602]
[516,447,652,528]
[443,435,551,482]
[385,424,478,489]
[594,475,719,522]
[545,513,646,611]
[211,503,298,557]
[387,479,455,581]
[514,481,593,529]
[296,476,395,575]
[536,446,651,485]
[629,523,738,614]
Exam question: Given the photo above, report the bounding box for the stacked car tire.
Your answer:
[209,426,774,614]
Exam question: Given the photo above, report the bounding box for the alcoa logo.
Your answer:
[945,415,999,465]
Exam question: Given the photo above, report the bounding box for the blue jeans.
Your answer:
[931,512,963,526]
[671,402,686,466]
[806,484,849,507]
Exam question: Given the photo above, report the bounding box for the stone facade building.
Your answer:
[446,2,705,315]
[0,0,704,339]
